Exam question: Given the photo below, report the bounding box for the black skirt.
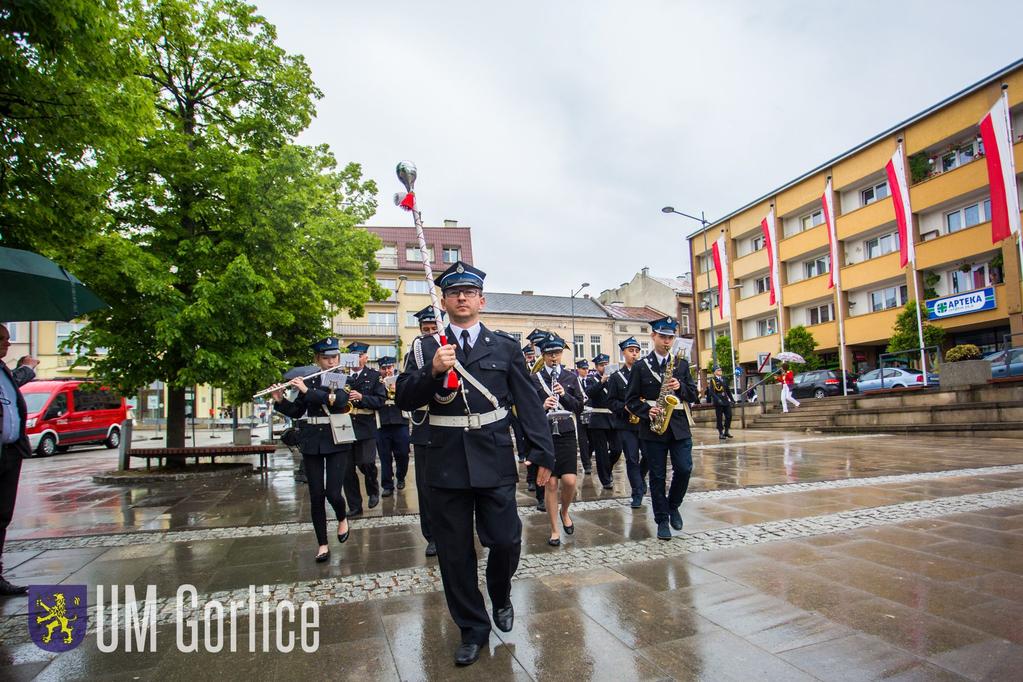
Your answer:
[551,430,579,478]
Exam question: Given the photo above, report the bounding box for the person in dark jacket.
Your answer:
[606,337,648,508]
[706,366,735,439]
[406,306,440,556]
[341,342,387,515]
[376,356,410,496]
[584,353,620,489]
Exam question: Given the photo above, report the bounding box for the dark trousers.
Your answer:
[377,424,410,490]
[619,430,648,497]
[0,450,23,574]
[430,485,521,645]
[642,437,694,524]
[304,451,347,545]
[715,403,733,435]
[589,427,620,486]
[343,439,379,511]
[526,461,544,503]
[413,445,432,542]
[577,420,591,471]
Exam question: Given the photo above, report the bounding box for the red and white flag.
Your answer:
[822,178,840,290]
[979,90,1021,243]
[711,233,731,320]
[885,143,915,268]
[760,208,780,305]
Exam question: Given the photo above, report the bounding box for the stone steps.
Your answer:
[835,400,1023,427]
[819,422,1023,438]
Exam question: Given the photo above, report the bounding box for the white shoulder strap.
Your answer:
[452,360,500,409]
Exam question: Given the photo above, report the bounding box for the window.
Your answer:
[804,254,830,279]
[700,289,721,310]
[869,285,908,312]
[368,345,397,361]
[377,278,397,291]
[756,317,777,337]
[573,334,584,358]
[754,275,771,295]
[808,304,833,325]
[442,247,460,263]
[509,331,522,342]
[73,388,120,412]
[949,265,988,294]
[679,312,690,334]
[405,246,434,262]
[3,322,17,342]
[405,279,432,294]
[941,138,982,173]
[800,209,824,232]
[405,312,419,327]
[368,312,396,326]
[589,335,602,359]
[55,322,86,354]
[945,199,992,234]
[375,245,398,268]
[751,235,764,252]
[698,255,712,273]
[860,181,889,206]
[864,232,900,260]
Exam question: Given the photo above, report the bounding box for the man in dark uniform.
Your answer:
[706,365,736,440]
[396,261,554,667]
[376,357,409,496]
[625,317,699,540]
[523,328,550,494]
[584,353,620,490]
[573,358,593,475]
[342,341,386,515]
[406,306,441,557]
[607,337,648,508]
[511,343,534,464]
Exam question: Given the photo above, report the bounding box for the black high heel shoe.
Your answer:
[315,549,330,563]
[337,521,350,544]
[562,516,574,535]
[547,537,561,547]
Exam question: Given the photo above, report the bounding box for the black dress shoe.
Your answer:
[602,483,613,490]
[583,468,592,474]
[493,603,514,632]
[669,508,684,531]
[397,479,406,490]
[315,549,330,563]
[725,433,734,439]
[562,517,574,535]
[368,495,380,509]
[455,642,482,666]
[657,522,672,540]
[425,540,438,557]
[348,507,363,517]
[527,482,536,492]
[630,495,643,509]
[381,488,394,498]
[0,577,28,596]
[337,523,350,544]
[536,501,546,513]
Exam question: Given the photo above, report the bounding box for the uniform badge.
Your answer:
[456,264,464,274]
[29,585,87,651]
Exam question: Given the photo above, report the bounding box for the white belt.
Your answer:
[429,407,508,430]
[350,408,375,415]
[384,400,396,406]
[300,416,333,425]
[589,408,612,414]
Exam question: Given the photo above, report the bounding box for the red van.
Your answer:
[22,379,127,456]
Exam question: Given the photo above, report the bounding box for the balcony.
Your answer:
[844,307,902,345]
[909,156,987,213]
[836,199,895,241]
[916,222,995,270]
[779,224,828,262]
[784,273,833,308]
[735,291,773,320]
[737,335,777,365]
[841,252,902,291]
[697,307,730,332]
[805,321,838,350]
[732,249,768,280]
[334,324,399,338]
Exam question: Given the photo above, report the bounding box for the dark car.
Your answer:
[791,370,859,399]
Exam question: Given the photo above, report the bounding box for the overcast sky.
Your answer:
[254,0,1023,296]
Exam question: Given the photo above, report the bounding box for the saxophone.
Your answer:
[649,352,682,435]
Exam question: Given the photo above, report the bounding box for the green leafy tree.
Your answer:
[705,335,733,376]
[57,0,384,453]
[784,326,821,370]
[886,300,945,355]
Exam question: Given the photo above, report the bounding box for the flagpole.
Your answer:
[770,203,786,353]
[825,176,849,396]
[722,228,739,402]
[898,139,930,382]
[1001,86,1023,313]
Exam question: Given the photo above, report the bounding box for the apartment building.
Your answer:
[598,267,694,340]
[689,59,1023,374]
[333,220,474,361]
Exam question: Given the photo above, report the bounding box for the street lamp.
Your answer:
[661,206,715,365]
[570,282,590,363]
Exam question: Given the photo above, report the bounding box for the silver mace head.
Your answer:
[396,161,417,193]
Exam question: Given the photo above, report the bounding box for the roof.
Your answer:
[649,275,692,295]
[689,57,1023,239]
[599,304,667,321]
[483,292,609,318]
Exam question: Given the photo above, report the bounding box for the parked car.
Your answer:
[21,379,127,456]
[857,367,940,391]
[983,348,1023,378]
[790,370,859,399]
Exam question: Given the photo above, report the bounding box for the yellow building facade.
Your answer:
[689,60,1023,374]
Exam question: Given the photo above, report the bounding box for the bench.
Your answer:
[127,445,278,470]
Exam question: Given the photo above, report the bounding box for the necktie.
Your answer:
[460,329,472,358]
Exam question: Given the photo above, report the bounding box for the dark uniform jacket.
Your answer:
[606,366,638,432]
[583,372,616,430]
[273,373,353,455]
[625,352,699,442]
[531,365,583,435]
[346,367,387,440]
[396,324,555,489]
[403,339,431,446]
[377,377,408,427]
[706,376,735,407]
[0,364,35,460]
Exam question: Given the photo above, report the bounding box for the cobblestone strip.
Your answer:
[692,433,885,450]
[2,486,1022,644]
[8,463,1023,552]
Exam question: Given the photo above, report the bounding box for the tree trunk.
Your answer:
[165,386,187,466]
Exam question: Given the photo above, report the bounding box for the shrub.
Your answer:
[945,344,982,362]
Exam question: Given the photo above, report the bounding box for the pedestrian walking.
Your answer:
[706,366,735,439]
[779,362,800,413]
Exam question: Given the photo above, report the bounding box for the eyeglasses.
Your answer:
[443,288,481,299]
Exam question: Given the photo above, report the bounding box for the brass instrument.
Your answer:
[626,409,641,425]
[530,356,545,374]
[649,352,682,435]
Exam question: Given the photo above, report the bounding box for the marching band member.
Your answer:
[342,342,387,516]
[396,261,554,666]
[706,365,736,440]
[607,338,648,508]
[584,353,620,490]
[532,333,584,546]
[573,358,593,475]
[408,306,441,556]
[524,328,551,496]
[625,317,699,540]
[511,344,534,464]
[272,337,351,563]
[376,357,410,496]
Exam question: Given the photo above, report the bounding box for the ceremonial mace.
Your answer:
[395,161,460,390]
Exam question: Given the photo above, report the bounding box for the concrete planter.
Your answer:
[939,360,992,389]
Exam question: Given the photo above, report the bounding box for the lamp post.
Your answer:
[570,282,590,364]
[662,207,715,367]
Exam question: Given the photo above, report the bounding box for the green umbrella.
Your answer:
[0,246,108,321]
